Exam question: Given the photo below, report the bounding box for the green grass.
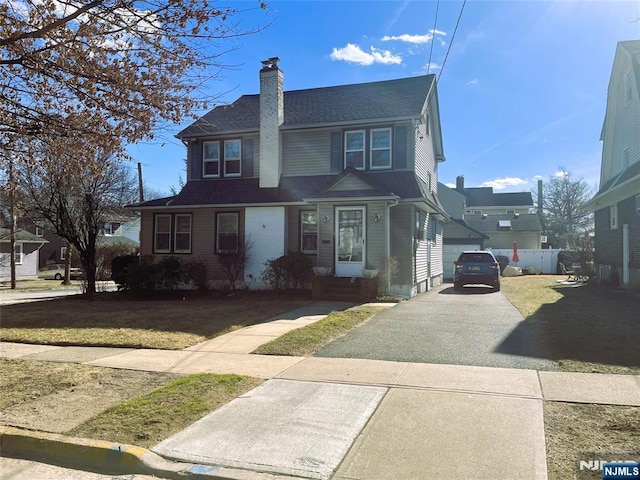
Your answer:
[69,373,262,448]
[500,276,640,374]
[1,292,311,350]
[253,305,389,356]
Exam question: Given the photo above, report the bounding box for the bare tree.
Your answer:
[18,144,138,294]
[540,168,594,249]
[1,1,268,163]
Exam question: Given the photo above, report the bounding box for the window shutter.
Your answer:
[330,131,342,173]
[394,126,407,169]
[243,138,254,177]
[191,140,202,180]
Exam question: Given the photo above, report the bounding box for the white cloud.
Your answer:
[533,175,544,180]
[382,30,446,44]
[466,78,478,86]
[330,44,402,66]
[425,62,441,71]
[480,177,529,190]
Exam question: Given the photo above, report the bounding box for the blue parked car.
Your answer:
[453,251,501,292]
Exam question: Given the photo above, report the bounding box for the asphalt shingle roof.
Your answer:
[179,75,435,137]
[463,187,534,208]
[464,214,542,233]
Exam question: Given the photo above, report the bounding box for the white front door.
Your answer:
[335,207,365,276]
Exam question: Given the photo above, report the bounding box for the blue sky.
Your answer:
[129,0,640,197]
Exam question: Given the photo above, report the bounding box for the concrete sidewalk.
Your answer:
[2,301,640,480]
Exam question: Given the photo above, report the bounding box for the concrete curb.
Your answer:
[0,425,289,479]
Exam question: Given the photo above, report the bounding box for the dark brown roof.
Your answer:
[179,75,435,137]
[130,171,446,214]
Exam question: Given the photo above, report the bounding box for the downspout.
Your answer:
[386,197,399,294]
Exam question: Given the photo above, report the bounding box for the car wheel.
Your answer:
[54,273,62,280]
[493,282,501,292]
[454,282,463,291]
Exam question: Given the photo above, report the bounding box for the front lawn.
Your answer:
[501,276,640,375]
[0,291,311,350]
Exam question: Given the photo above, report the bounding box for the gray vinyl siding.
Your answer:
[414,121,436,188]
[620,195,640,269]
[187,136,260,181]
[595,196,640,269]
[415,210,428,283]
[605,58,640,181]
[432,220,444,276]
[282,130,332,176]
[390,203,414,285]
[331,176,374,192]
[141,208,246,284]
[317,203,334,269]
[365,201,387,270]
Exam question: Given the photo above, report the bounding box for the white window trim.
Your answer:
[60,246,67,261]
[35,226,44,237]
[224,139,242,178]
[203,141,221,178]
[174,214,192,254]
[216,212,239,254]
[154,214,172,253]
[300,211,318,254]
[610,204,618,230]
[14,243,23,265]
[370,127,392,170]
[344,130,365,170]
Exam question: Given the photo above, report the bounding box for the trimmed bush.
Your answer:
[262,251,313,290]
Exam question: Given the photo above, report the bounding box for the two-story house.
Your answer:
[585,40,640,288]
[439,176,542,277]
[131,58,449,298]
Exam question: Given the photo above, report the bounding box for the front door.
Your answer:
[335,207,365,276]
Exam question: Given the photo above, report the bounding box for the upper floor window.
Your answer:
[60,246,67,260]
[370,128,392,169]
[35,226,44,237]
[300,211,318,254]
[224,140,242,177]
[203,141,220,178]
[610,204,618,230]
[345,130,365,170]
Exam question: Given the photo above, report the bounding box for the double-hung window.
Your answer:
[203,141,220,178]
[217,212,239,253]
[154,214,193,254]
[370,128,392,169]
[300,211,318,254]
[345,130,365,170]
[174,214,192,253]
[224,140,242,177]
[154,214,172,253]
[14,243,23,265]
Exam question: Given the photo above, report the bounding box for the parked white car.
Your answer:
[37,264,83,280]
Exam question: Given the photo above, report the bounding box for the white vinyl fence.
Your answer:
[490,249,561,274]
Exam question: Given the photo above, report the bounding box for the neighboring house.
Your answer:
[439,176,542,278]
[130,58,450,298]
[0,227,48,281]
[585,40,640,288]
[102,217,141,246]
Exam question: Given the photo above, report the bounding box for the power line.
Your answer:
[427,0,440,75]
[438,0,467,83]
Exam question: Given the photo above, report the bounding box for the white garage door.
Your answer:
[443,245,481,281]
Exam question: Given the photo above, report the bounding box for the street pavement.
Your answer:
[316,284,559,371]
[0,281,117,305]
[2,287,639,479]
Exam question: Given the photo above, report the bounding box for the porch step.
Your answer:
[312,276,378,302]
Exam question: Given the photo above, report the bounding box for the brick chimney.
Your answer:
[456,175,464,193]
[259,57,284,188]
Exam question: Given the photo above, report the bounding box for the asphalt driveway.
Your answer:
[317,283,559,371]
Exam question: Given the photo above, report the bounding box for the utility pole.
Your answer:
[8,157,16,290]
[137,162,144,203]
